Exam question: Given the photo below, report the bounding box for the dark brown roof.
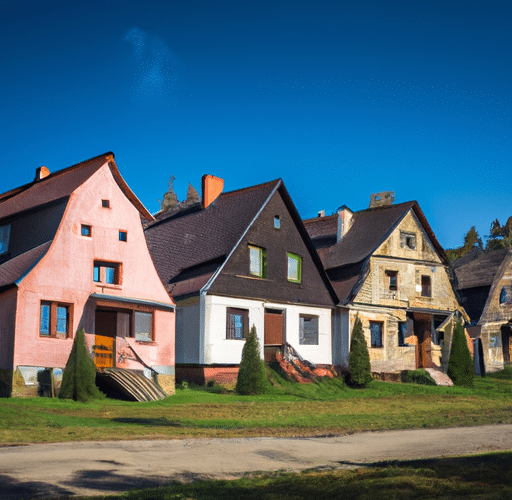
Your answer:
[305,201,447,270]
[145,180,281,292]
[452,248,509,290]
[0,241,51,291]
[0,152,153,222]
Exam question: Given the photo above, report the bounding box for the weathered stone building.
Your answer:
[304,196,466,373]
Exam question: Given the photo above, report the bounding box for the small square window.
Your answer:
[226,308,249,339]
[101,199,110,208]
[39,301,72,339]
[81,224,92,237]
[299,315,319,345]
[93,261,121,285]
[370,321,383,348]
[401,232,416,250]
[249,245,266,277]
[119,231,128,242]
[287,253,302,283]
[134,311,153,342]
[274,216,280,229]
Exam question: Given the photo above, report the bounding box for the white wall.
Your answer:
[204,294,332,365]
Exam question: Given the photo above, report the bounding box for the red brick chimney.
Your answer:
[201,175,224,209]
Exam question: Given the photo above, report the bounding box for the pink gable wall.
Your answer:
[13,162,175,373]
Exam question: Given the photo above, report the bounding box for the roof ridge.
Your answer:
[220,178,281,197]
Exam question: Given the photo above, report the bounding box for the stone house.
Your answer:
[452,248,512,370]
[145,175,338,384]
[0,153,176,397]
[304,196,466,373]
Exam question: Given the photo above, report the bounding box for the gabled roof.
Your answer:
[145,180,281,295]
[452,248,509,290]
[0,152,154,291]
[304,201,447,270]
[145,179,338,303]
[0,152,153,223]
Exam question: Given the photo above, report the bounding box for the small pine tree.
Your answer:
[348,316,372,388]
[447,321,474,387]
[59,328,103,402]
[235,325,268,395]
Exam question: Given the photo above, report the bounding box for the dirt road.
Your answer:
[1,424,511,499]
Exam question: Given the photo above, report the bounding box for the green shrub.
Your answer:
[348,316,372,388]
[59,328,104,402]
[447,321,474,387]
[235,325,269,395]
[401,369,436,386]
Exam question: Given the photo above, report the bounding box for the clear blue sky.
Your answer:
[1,0,510,249]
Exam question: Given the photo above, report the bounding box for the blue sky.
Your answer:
[0,0,510,249]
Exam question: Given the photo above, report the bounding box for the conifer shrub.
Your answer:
[400,369,436,386]
[447,321,474,387]
[348,316,372,388]
[59,328,104,402]
[235,325,269,395]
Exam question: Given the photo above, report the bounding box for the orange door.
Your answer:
[94,310,117,368]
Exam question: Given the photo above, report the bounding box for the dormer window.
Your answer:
[401,232,416,250]
[102,199,110,208]
[0,225,10,254]
[81,224,92,237]
[274,216,280,229]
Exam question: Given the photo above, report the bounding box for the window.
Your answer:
[40,301,72,339]
[119,230,128,242]
[226,307,249,339]
[299,315,319,345]
[386,270,398,291]
[249,245,266,278]
[81,224,91,237]
[287,253,302,283]
[398,321,408,346]
[134,311,153,342]
[93,261,121,285]
[0,224,10,254]
[274,216,280,229]
[401,232,416,250]
[421,275,431,297]
[500,286,512,304]
[102,199,110,208]
[370,321,383,348]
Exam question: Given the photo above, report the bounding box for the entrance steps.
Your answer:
[96,368,168,402]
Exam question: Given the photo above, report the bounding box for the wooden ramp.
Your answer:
[96,368,168,402]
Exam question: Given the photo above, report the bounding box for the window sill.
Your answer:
[134,340,157,345]
[95,284,122,291]
[236,274,268,280]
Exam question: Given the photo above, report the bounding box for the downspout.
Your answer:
[199,290,207,365]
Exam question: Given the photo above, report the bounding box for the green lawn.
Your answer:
[1,367,512,445]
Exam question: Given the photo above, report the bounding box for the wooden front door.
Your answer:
[415,318,433,369]
[94,310,117,368]
[264,309,284,345]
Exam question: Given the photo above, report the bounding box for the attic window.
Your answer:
[401,232,416,250]
[81,224,92,237]
[102,199,110,208]
[0,225,10,254]
[386,270,398,291]
[274,216,280,229]
[500,287,512,305]
[119,231,128,242]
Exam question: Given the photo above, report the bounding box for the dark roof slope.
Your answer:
[0,241,51,292]
[145,180,281,288]
[304,201,446,270]
[452,248,509,290]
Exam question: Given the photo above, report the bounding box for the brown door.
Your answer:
[415,318,433,369]
[94,310,117,368]
[264,309,284,345]
[501,325,511,364]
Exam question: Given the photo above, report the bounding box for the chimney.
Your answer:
[318,210,325,217]
[337,205,353,242]
[369,191,394,208]
[34,166,50,181]
[201,174,224,209]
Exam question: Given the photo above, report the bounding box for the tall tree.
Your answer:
[160,175,179,211]
[486,217,512,251]
[446,226,483,262]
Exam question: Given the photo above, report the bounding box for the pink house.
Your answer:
[0,153,175,397]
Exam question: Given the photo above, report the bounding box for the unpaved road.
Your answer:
[1,424,511,499]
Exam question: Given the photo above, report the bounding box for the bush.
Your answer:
[235,325,269,395]
[59,328,104,402]
[348,316,372,388]
[401,369,436,386]
[447,321,474,387]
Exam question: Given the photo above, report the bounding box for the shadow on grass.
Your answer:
[111,417,183,427]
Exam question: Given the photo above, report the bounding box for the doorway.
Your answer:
[414,314,433,369]
[264,309,285,362]
[94,310,117,368]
